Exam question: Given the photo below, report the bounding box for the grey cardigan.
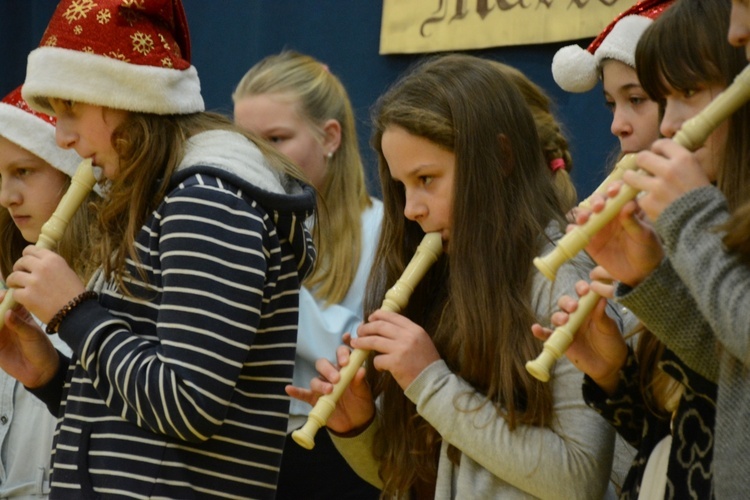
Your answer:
[616,185,749,500]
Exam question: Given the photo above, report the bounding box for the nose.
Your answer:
[55,120,77,150]
[610,109,632,140]
[728,5,750,55]
[403,190,426,222]
[0,178,20,209]
[659,104,681,139]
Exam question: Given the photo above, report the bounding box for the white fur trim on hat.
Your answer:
[0,101,82,177]
[23,46,204,116]
[552,15,654,93]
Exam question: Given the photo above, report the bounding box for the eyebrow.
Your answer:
[606,82,645,95]
[264,126,293,134]
[6,158,45,169]
[619,82,646,91]
[391,164,434,183]
[603,84,648,102]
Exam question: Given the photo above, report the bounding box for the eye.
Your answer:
[629,96,647,106]
[420,175,433,186]
[683,88,698,99]
[266,135,285,144]
[604,100,615,112]
[50,98,75,115]
[57,100,75,112]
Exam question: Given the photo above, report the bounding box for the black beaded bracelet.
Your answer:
[46,291,98,334]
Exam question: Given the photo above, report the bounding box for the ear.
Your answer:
[321,119,342,156]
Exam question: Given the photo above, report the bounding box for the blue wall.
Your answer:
[1,0,618,198]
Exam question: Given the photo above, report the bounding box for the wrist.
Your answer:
[328,412,375,438]
[592,353,628,397]
[593,372,621,397]
[46,291,98,334]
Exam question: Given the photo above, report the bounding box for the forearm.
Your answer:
[26,350,69,416]
[329,417,384,489]
[616,259,720,382]
[582,347,647,447]
[658,186,750,365]
[406,359,613,500]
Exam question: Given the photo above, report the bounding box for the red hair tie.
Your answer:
[549,158,566,172]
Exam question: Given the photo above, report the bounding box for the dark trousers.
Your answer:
[275,428,381,499]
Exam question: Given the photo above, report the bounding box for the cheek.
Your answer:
[30,171,68,208]
[291,140,325,174]
[437,191,453,225]
[634,114,659,139]
[37,194,64,221]
[635,104,657,124]
[275,141,305,168]
[85,120,115,152]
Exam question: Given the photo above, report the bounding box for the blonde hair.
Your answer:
[233,51,372,305]
[632,327,685,418]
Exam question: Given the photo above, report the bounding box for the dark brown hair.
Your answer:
[365,53,565,495]
[634,0,746,408]
[636,0,750,211]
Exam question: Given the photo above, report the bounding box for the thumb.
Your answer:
[6,308,42,339]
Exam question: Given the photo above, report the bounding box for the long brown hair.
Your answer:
[232,51,372,305]
[496,62,578,213]
[94,111,305,293]
[365,54,565,495]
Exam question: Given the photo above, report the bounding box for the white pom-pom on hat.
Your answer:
[552,44,599,93]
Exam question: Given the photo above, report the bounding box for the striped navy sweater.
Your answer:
[31,131,316,499]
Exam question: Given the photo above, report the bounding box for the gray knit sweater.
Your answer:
[616,185,748,500]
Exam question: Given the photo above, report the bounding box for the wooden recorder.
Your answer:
[534,64,750,282]
[526,289,602,382]
[526,65,750,381]
[0,159,96,331]
[292,232,443,450]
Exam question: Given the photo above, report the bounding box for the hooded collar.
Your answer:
[178,129,287,194]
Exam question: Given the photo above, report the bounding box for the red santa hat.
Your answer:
[551,0,673,93]
[0,86,82,178]
[22,0,204,115]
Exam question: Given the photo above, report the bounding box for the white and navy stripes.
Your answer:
[34,161,315,499]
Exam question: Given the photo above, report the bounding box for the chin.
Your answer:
[23,231,40,244]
